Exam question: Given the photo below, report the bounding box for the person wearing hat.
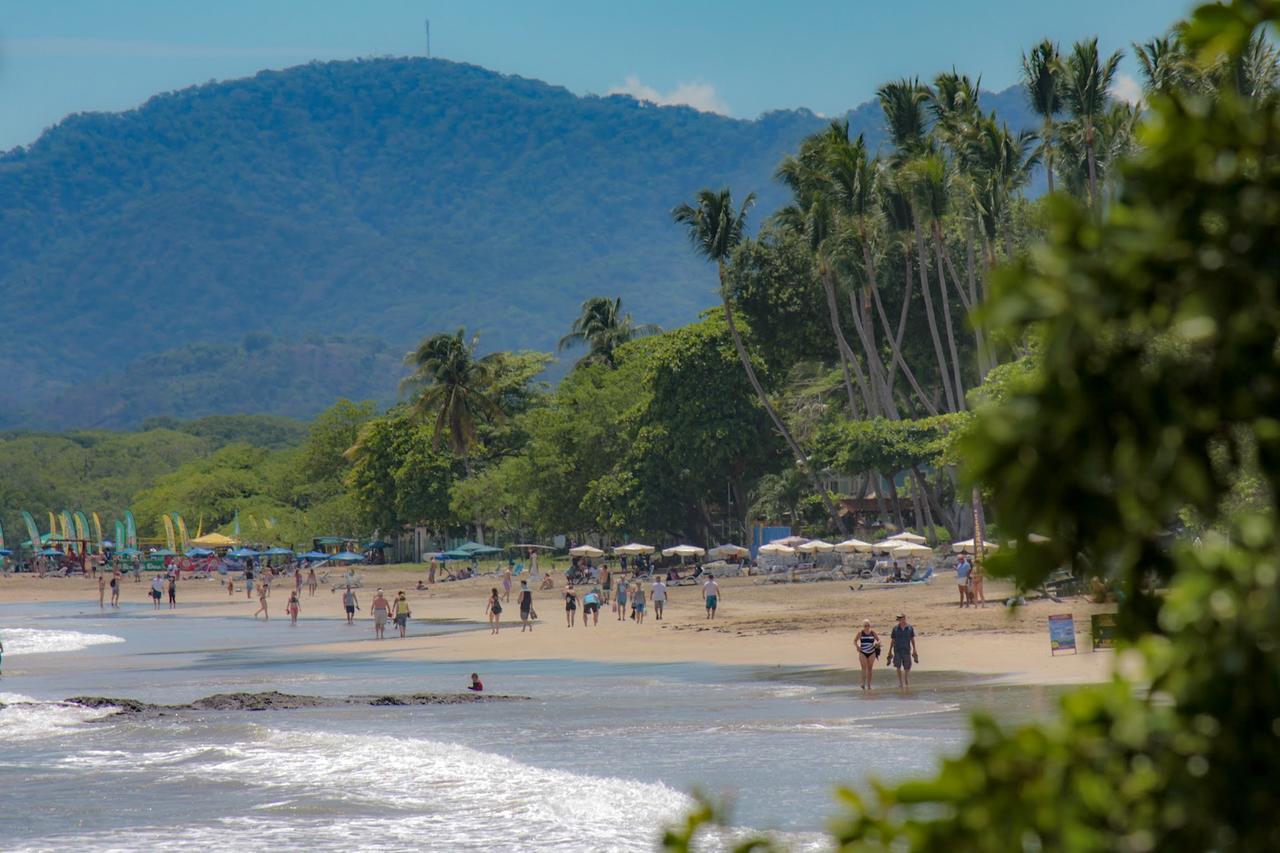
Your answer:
[887,613,918,689]
[370,588,390,639]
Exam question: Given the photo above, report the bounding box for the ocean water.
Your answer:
[0,603,1054,851]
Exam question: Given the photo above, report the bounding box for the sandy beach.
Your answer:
[0,564,1116,686]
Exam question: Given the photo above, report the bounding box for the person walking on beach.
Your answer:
[582,587,600,626]
[486,587,503,634]
[371,589,390,639]
[110,572,120,608]
[167,574,177,609]
[563,584,578,627]
[600,565,612,604]
[855,619,881,690]
[150,574,164,610]
[98,574,106,609]
[970,560,986,608]
[518,580,534,632]
[632,581,647,624]
[887,613,919,690]
[285,591,301,625]
[245,567,255,600]
[393,591,411,638]
[342,586,359,624]
[254,585,269,620]
[703,574,720,619]
[614,577,628,621]
[502,568,513,603]
[307,567,318,596]
[651,577,667,621]
[955,555,972,607]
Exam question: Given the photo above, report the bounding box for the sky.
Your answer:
[1,0,1194,150]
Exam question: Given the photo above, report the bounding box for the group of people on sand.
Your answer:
[853,613,919,690]
[480,573,723,634]
[953,554,985,608]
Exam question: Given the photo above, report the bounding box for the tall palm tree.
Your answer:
[672,188,845,532]
[876,78,932,162]
[1133,34,1190,97]
[401,328,502,472]
[1020,40,1064,193]
[1059,38,1123,208]
[558,296,659,368]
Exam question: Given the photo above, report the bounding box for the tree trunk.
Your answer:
[930,223,966,410]
[1044,117,1056,194]
[462,454,486,545]
[717,265,846,534]
[966,233,991,380]
[907,470,925,534]
[870,277,938,417]
[819,264,876,418]
[872,470,891,531]
[886,472,906,532]
[913,221,958,412]
[1085,118,1099,208]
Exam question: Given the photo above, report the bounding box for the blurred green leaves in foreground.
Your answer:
[665,1,1280,850]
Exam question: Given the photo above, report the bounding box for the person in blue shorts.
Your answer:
[703,574,720,619]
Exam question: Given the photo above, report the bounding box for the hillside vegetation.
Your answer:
[0,57,1031,428]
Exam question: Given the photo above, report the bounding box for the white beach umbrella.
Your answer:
[707,544,749,559]
[773,535,808,546]
[833,538,873,553]
[758,542,796,556]
[891,541,933,555]
[796,539,834,553]
[569,545,604,558]
[887,531,927,544]
[950,538,999,553]
[613,542,655,555]
[661,544,706,558]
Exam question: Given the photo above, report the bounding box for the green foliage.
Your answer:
[346,408,455,534]
[818,414,962,477]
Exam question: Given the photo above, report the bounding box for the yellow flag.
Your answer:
[161,515,177,552]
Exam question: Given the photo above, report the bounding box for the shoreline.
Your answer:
[0,567,1116,687]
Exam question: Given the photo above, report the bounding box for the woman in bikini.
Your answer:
[254,585,270,620]
[286,591,301,625]
[486,587,503,634]
[564,584,578,627]
[855,619,880,690]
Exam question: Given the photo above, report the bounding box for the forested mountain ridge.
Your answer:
[0,57,1033,428]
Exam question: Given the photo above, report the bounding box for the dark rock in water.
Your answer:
[64,697,152,713]
[188,692,332,712]
[62,691,526,717]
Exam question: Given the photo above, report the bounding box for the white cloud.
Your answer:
[1110,73,1144,105]
[606,74,729,114]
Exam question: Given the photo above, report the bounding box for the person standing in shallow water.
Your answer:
[855,619,880,690]
[887,613,919,690]
[167,573,177,609]
[254,585,269,620]
[285,591,300,625]
[98,574,106,609]
[518,580,534,632]
[393,591,411,638]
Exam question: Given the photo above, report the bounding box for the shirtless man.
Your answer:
[702,574,720,619]
[342,586,359,625]
[370,589,390,639]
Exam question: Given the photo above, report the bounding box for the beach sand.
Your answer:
[0,565,1116,685]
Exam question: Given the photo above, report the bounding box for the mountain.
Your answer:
[0,58,1034,429]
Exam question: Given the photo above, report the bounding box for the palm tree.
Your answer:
[876,78,932,162]
[1020,40,1064,193]
[1133,34,1190,97]
[672,188,846,533]
[1059,38,1122,208]
[558,296,659,368]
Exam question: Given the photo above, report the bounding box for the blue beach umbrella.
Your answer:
[150,548,177,557]
[264,547,295,556]
[228,547,260,558]
[185,547,214,557]
[331,551,366,562]
[39,547,66,556]
[298,551,330,560]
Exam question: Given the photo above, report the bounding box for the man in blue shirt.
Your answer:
[888,613,919,690]
[955,555,972,607]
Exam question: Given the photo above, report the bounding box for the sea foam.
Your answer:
[0,627,125,655]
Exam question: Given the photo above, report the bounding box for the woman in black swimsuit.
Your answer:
[856,619,881,690]
[564,585,579,628]
[485,587,503,635]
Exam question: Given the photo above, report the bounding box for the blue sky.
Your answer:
[1,0,1193,150]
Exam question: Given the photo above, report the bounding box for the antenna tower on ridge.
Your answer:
[425,19,431,58]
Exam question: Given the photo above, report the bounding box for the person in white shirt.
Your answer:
[651,578,668,620]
